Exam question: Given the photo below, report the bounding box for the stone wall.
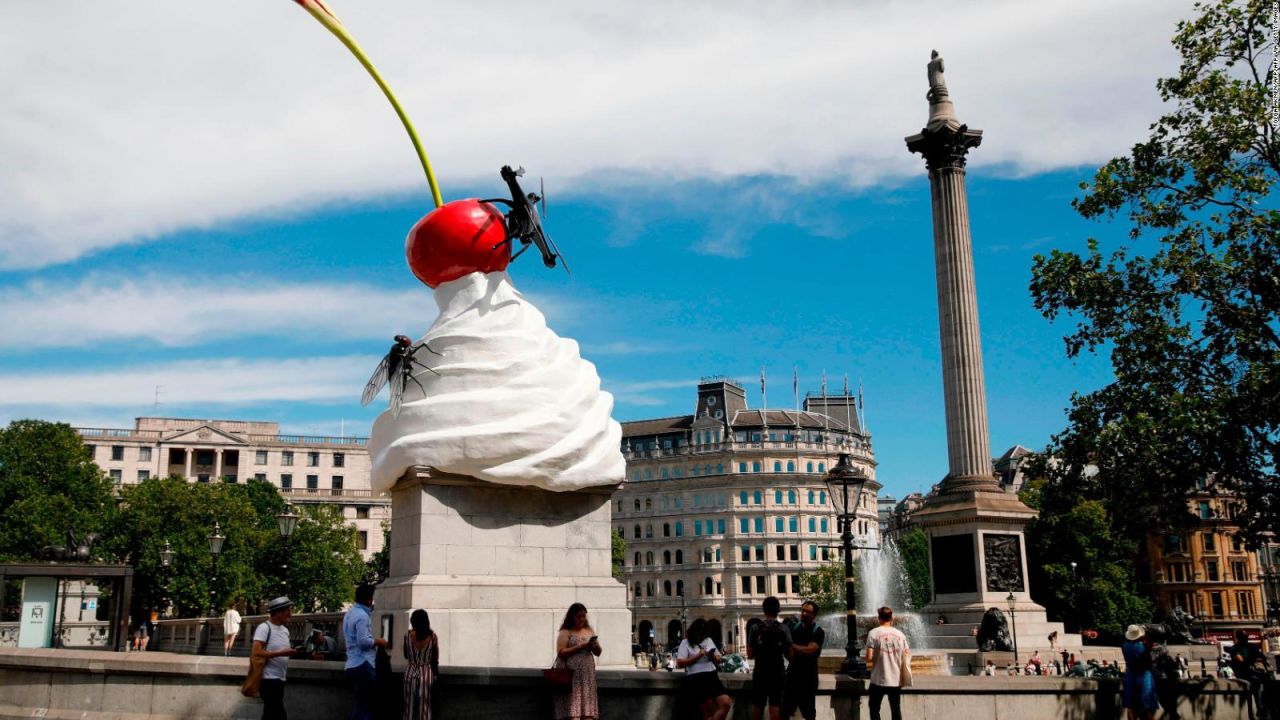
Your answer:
[0,648,1264,720]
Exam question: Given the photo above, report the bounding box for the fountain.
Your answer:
[814,539,951,675]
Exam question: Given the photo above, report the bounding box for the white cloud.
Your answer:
[0,357,372,407]
[0,0,1192,268]
[0,276,577,350]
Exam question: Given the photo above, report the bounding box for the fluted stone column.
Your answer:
[906,50,997,491]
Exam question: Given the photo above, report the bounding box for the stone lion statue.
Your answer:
[977,607,1013,652]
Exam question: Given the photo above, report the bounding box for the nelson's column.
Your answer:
[905,51,1075,652]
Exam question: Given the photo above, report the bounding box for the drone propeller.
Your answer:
[540,177,547,220]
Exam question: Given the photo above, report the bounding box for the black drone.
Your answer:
[361,335,441,417]
[484,165,569,273]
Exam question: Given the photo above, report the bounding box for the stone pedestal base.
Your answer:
[374,467,629,669]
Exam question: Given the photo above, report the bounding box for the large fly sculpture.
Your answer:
[361,335,441,418]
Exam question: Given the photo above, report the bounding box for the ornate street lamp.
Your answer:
[824,452,869,678]
[276,504,299,595]
[207,522,225,618]
[1007,590,1019,667]
[159,541,174,568]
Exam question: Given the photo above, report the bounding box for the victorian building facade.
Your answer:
[1139,479,1265,641]
[78,417,388,560]
[613,378,880,652]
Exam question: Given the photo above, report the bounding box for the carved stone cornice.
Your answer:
[905,123,984,171]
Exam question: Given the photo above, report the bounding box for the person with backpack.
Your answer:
[865,606,909,720]
[746,596,792,720]
[1228,629,1271,720]
[782,601,825,720]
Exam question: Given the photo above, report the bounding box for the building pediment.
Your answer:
[162,425,246,445]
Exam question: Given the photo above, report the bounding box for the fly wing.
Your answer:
[361,355,391,406]
[388,367,408,418]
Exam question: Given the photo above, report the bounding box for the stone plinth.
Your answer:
[374,466,629,669]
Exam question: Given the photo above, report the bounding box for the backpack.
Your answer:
[751,620,787,663]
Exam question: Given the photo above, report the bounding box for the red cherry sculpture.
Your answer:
[405,199,511,288]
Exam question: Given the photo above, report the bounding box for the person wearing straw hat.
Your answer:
[1121,624,1157,719]
[253,597,297,720]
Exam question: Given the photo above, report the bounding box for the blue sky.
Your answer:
[0,0,1194,499]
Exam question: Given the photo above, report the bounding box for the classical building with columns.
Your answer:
[613,378,880,652]
[77,417,388,559]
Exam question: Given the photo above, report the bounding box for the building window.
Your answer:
[790,545,799,561]
[787,462,795,472]
[809,518,817,533]
[775,490,783,504]
[356,506,370,519]
[281,451,294,466]
[741,546,750,561]
[111,446,124,461]
[809,545,817,560]
[197,474,210,483]
[742,576,752,594]
[1199,502,1212,519]
[254,472,266,482]
[306,475,318,489]
[675,522,684,537]
[256,450,269,465]
[664,581,672,597]
[635,583,642,597]
[634,552,642,566]
[807,464,814,475]
[740,518,749,533]
[109,469,123,482]
[1210,591,1225,617]
[775,517,785,533]
[281,474,292,489]
[818,464,825,473]
[694,520,703,536]
[664,550,672,565]
[646,581,655,596]
[715,547,721,562]
[646,551,654,565]
[789,517,798,533]
[307,452,320,467]
[1166,534,1184,553]
[225,474,237,483]
[739,463,747,473]
[716,464,724,474]
[756,576,766,594]
[821,518,829,533]
[1203,534,1216,552]
[675,550,683,564]
[1206,560,1220,582]
[717,519,726,534]
[646,498,652,510]
[1231,536,1245,553]
[359,531,368,550]
[138,447,152,462]
[776,545,786,561]
[334,453,345,468]
[752,462,761,473]
[332,476,344,492]
[1232,561,1247,581]
[777,575,788,594]
[85,444,95,459]
[788,490,797,504]
[821,547,831,560]
[740,491,749,505]
[753,517,764,533]
[137,469,150,481]
[754,491,763,505]
[754,545,765,561]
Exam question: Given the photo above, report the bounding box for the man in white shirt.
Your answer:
[253,597,296,720]
[223,600,243,656]
[865,605,909,720]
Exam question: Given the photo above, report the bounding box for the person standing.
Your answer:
[253,597,296,720]
[746,596,792,720]
[343,585,390,720]
[224,600,243,656]
[782,601,825,720]
[865,606,909,720]
[403,609,439,720]
[553,603,601,720]
[1121,625,1157,720]
[676,618,731,720]
[1228,629,1270,720]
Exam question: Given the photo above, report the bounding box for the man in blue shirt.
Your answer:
[343,585,389,720]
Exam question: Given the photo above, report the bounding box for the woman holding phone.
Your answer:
[676,619,732,720]
[553,603,601,720]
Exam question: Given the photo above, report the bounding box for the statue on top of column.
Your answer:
[927,49,949,103]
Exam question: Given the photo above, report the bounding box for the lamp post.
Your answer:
[824,452,869,678]
[207,522,225,618]
[1069,561,1078,633]
[1007,590,1019,667]
[276,504,299,595]
[159,541,174,615]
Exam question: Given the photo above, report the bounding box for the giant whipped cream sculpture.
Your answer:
[289,0,624,493]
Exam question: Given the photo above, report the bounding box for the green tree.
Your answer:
[1020,464,1156,642]
[895,530,933,611]
[796,562,848,615]
[611,529,627,580]
[279,504,364,612]
[0,420,116,562]
[363,523,391,585]
[1029,0,1280,544]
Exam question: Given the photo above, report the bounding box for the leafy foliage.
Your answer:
[796,561,849,615]
[611,529,627,580]
[363,523,391,585]
[0,420,116,563]
[1029,0,1280,544]
[895,529,933,611]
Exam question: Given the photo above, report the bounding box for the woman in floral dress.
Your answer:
[553,603,601,720]
[402,609,439,720]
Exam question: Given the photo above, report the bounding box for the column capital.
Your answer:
[905,124,984,171]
